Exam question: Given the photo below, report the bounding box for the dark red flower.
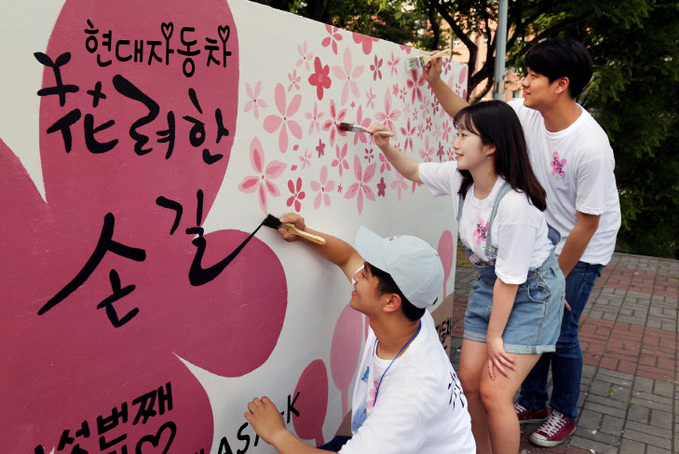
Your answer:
[308,57,332,100]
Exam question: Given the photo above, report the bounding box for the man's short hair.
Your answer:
[526,37,593,99]
[365,262,426,322]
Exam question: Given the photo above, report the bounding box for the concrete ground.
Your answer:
[450,246,679,454]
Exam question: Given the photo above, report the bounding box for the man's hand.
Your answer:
[370,122,392,150]
[278,213,306,242]
[244,396,289,446]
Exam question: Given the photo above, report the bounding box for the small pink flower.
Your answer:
[351,105,372,146]
[370,55,383,81]
[377,177,386,197]
[367,380,379,410]
[263,83,303,153]
[345,154,376,214]
[244,81,268,120]
[308,57,332,100]
[299,149,312,170]
[322,99,347,148]
[332,47,365,105]
[288,70,301,92]
[238,137,287,213]
[406,71,426,105]
[332,143,350,177]
[387,52,400,77]
[310,165,336,209]
[391,173,408,200]
[321,24,343,55]
[375,90,401,134]
[399,118,415,153]
[352,32,378,55]
[364,148,374,163]
[296,41,313,71]
[420,136,435,163]
[378,153,392,174]
[474,218,489,245]
[316,139,326,158]
[366,88,376,109]
[287,177,306,212]
[304,101,326,135]
[551,151,567,178]
[437,142,445,162]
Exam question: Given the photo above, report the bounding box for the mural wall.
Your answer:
[0,0,467,452]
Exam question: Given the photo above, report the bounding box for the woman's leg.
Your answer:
[459,339,492,454]
[480,353,541,454]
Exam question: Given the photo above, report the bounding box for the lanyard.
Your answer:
[373,320,422,405]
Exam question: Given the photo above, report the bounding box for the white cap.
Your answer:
[355,226,444,309]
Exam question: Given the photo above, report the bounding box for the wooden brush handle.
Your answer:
[286,224,326,244]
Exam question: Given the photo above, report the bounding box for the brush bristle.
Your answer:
[262,214,283,229]
[338,122,353,131]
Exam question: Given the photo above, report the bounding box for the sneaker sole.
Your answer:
[529,430,574,447]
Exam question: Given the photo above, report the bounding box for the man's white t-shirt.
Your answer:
[419,161,554,284]
[508,99,621,265]
[340,310,475,454]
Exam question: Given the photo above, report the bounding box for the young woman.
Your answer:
[372,100,565,454]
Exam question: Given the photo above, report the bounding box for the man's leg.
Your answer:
[549,262,603,422]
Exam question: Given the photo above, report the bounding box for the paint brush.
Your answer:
[262,214,326,244]
[404,48,452,71]
[338,122,394,137]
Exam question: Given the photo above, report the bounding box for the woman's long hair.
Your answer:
[454,101,546,211]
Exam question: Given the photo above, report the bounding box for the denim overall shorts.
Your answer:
[458,182,566,354]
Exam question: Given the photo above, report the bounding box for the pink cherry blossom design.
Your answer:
[332,143,350,177]
[332,47,365,106]
[378,153,392,174]
[299,149,312,170]
[406,70,426,105]
[391,173,408,200]
[366,87,376,109]
[474,218,490,245]
[296,41,313,71]
[310,166,336,209]
[316,139,326,158]
[305,101,326,135]
[437,142,446,162]
[238,137,287,213]
[441,120,453,142]
[352,32,378,55]
[2,2,288,452]
[377,177,387,197]
[419,136,435,162]
[244,81,268,120]
[364,148,374,163]
[308,57,332,100]
[345,155,376,214]
[387,51,400,77]
[375,90,401,134]
[286,177,306,212]
[288,69,301,91]
[351,105,372,146]
[366,380,380,410]
[551,151,567,178]
[399,118,416,153]
[398,44,413,53]
[263,83,303,153]
[321,24,343,55]
[370,55,383,81]
[322,99,347,148]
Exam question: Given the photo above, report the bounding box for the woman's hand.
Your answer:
[244,396,289,446]
[486,335,517,380]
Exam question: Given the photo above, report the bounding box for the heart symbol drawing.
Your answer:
[135,421,176,454]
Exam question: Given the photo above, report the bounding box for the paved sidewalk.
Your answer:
[450,246,679,453]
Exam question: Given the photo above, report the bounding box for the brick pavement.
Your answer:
[450,246,679,453]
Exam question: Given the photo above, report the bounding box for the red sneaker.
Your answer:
[530,408,576,447]
[513,402,548,424]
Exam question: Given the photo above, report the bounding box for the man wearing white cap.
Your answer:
[245,213,475,454]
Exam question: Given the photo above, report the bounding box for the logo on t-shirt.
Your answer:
[551,151,567,179]
[474,218,489,246]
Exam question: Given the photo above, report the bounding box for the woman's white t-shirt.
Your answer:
[419,161,553,284]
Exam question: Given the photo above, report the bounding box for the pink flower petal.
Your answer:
[263,115,283,133]
[250,138,265,173]
[238,175,260,193]
[265,160,287,179]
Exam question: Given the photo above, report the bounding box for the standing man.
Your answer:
[424,38,621,447]
[245,214,475,454]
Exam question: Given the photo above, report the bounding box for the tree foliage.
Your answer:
[250,0,679,258]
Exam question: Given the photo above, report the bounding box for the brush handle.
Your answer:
[285,224,326,244]
[431,48,452,59]
[373,130,394,137]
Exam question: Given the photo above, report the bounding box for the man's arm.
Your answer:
[278,213,364,281]
[422,56,469,118]
[245,396,323,454]
[557,211,600,278]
